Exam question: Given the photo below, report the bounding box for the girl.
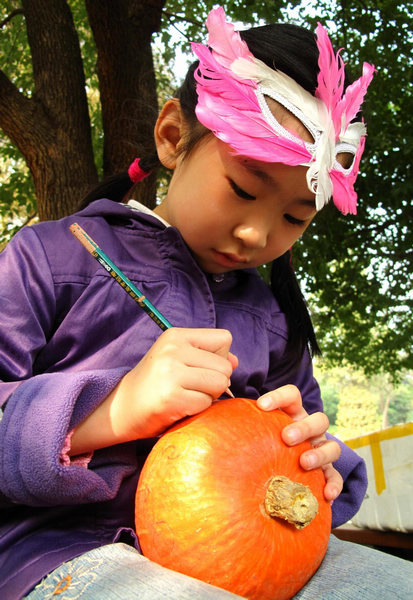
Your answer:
[0,6,411,599]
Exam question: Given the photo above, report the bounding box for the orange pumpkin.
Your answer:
[135,398,331,600]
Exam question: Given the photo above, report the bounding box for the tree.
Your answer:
[1,0,164,221]
[0,0,290,222]
[374,371,413,427]
[1,0,412,376]
[388,382,413,426]
[313,368,340,427]
[335,383,382,439]
[314,364,413,435]
[291,0,413,376]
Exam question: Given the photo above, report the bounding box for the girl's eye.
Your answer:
[229,180,256,200]
[284,214,306,226]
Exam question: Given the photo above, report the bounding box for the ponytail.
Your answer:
[77,152,162,211]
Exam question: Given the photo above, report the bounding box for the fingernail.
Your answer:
[330,487,339,501]
[303,452,317,468]
[259,397,272,410]
[284,427,300,443]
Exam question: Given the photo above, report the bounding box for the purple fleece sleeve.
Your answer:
[0,227,134,506]
[0,367,131,506]
[328,434,368,528]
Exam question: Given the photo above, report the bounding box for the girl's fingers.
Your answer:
[156,327,237,378]
[184,346,234,378]
[321,462,343,503]
[106,328,237,442]
[227,351,239,370]
[281,411,330,446]
[173,327,234,357]
[299,438,341,470]
[145,327,236,397]
[181,366,232,398]
[257,385,308,420]
[256,384,343,504]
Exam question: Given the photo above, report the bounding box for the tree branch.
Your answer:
[162,10,203,28]
[22,0,89,118]
[0,8,24,29]
[0,69,41,157]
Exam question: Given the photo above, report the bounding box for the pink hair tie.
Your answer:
[128,158,151,183]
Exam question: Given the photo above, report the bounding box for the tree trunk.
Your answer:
[86,0,165,209]
[0,0,165,220]
[0,0,98,220]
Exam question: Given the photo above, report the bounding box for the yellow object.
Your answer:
[346,422,413,495]
[344,422,413,532]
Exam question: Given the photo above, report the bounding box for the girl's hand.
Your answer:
[70,328,237,454]
[257,385,342,504]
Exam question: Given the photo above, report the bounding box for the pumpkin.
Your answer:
[135,398,331,600]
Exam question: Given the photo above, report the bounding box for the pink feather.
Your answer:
[205,6,252,69]
[192,8,313,166]
[331,137,365,214]
[315,23,376,136]
[337,63,376,130]
[315,23,346,136]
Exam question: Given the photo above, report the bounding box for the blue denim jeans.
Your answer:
[26,535,413,599]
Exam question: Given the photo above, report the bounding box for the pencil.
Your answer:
[69,222,172,330]
[69,222,234,398]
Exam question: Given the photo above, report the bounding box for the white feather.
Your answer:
[232,57,326,129]
[339,121,366,145]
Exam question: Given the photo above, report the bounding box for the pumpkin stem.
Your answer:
[264,475,318,529]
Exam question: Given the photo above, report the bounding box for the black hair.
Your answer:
[80,22,347,364]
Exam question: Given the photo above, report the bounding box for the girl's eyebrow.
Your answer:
[240,160,316,209]
[241,160,277,187]
[300,198,317,208]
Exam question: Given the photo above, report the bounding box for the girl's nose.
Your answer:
[233,224,267,249]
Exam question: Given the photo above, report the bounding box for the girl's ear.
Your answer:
[154,99,186,170]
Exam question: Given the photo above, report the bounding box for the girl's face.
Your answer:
[155,133,317,274]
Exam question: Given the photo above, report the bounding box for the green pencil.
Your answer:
[70,222,172,330]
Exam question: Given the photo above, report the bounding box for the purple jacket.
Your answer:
[0,199,367,598]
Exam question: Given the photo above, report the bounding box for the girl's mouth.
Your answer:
[212,250,248,268]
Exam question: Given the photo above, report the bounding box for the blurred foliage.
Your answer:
[315,364,413,437]
[291,0,413,378]
[335,384,382,439]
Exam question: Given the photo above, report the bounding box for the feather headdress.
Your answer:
[191,7,375,214]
